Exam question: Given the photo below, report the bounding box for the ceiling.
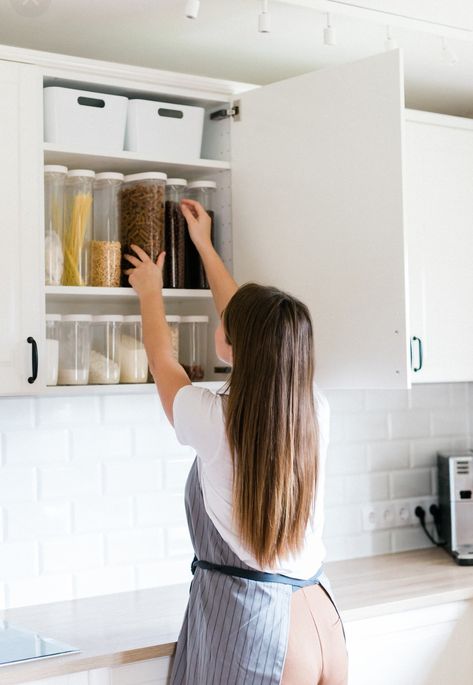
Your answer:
[2,0,473,116]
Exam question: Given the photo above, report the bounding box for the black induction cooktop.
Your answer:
[0,620,79,666]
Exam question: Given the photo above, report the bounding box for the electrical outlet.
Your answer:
[414,498,437,524]
[395,500,412,527]
[378,503,396,529]
[362,504,378,531]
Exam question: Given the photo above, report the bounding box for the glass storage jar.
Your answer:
[45,314,61,386]
[179,315,208,381]
[164,179,187,289]
[119,315,148,383]
[90,315,123,385]
[44,165,67,286]
[58,314,92,385]
[63,169,95,286]
[184,181,216,289]
[166,315,180,361]
[120,172,167,286]
[91,172,124,287]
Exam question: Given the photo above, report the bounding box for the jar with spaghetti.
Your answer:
[62,169,95,286]
[120,172,167,286]
[184,181,216,289]
[44,165,67,286]
[91,172,123,287]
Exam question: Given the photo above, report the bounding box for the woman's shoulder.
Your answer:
[173,385,226,454]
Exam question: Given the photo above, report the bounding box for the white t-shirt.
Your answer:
[173,384,330,579]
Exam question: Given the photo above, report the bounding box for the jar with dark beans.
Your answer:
[120,172,167,286]
[184,181,217,289]
[164,179,187,288]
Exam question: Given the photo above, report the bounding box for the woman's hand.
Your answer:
[123,244,165,298]
[180,199,212,253]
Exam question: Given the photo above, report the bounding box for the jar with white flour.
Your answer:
[45,314,61,386]
[119,315,148,383]
[58,314,92,385]
[90,315,122,384]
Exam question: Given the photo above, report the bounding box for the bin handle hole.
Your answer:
[158,107,184,119]
[77,96,106,108]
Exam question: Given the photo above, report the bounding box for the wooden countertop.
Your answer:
[1,548,473,683]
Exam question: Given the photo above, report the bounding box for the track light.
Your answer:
[384,26,397,51]
[185,0,200,20]
[441,36,458,65]
[258,0,271,34]
[323,13,336,46]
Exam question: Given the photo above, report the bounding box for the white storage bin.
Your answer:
[125,99,204,159]
[44,87,128,152]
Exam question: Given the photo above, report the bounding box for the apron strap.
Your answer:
[191,556,323,588]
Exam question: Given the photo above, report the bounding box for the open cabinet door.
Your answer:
[231,50,409,389]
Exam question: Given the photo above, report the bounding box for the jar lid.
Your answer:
[44,165,68,174]
[180,315,209,323]
[122,315,142,322]
[166,315,181,323]
[186,181,217,190]
[166,178,187,187]
[67,169,96,178]
[94,172,125,182]
[124,172,167,183]
[92,315,125,322]
[46,314,61,322]
[61,314,93,321]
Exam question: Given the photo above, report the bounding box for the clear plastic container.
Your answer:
[45,314,61,386]
[91,172,124,287]
[164,179,187,289]
[58,314,92,385]
[90,315,123,385]
[44,165,67,286]
[119,315,148,383]
[63,170,95,286]
[184,181,216,289]
[179,315,208,381]
[166,315,180,361]
[120,172,167,286]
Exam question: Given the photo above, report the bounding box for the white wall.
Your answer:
[0,383,470,610]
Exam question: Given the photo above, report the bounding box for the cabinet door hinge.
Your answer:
[210,102,240,122]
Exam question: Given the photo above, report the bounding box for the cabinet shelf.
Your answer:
[42,380,224,396]
[45,285,213,303]
[43,143,230,175]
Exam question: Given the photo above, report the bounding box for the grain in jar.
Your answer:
[91,172,124,287]
[90,315,122,384]
[119,315,148,383]
[44,165,67,286]
[166,315,180,361]
[184,181,216,289]
[120,172,167,286]
[164,179,187,289]
[62,170,95,286]
[179,315,208,381]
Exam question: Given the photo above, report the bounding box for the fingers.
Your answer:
[181,198,206,218]
[156,251,166,270]
[180,202,197,224]
[123,253,141,267]
[123,268,134,276]
[130,244,151,261]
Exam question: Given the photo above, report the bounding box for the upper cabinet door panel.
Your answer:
[0,61,44,395]
[231,51,409,389]
[406,116,473,383]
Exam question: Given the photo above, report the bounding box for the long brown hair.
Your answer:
[223,283,318,568]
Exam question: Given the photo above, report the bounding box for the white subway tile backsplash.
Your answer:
[0,381,472,609]
[103,460,162,495]
[40,534,104,573]
[105,528,165,564]
[5,501,71,540]
[4,428,69,465]
[390,469,432,499]
[73,496,133,533]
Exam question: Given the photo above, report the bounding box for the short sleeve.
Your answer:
[173,385,225,461]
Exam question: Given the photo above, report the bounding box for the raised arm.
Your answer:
[181,199,238,315]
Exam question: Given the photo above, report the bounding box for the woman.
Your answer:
[124,200,348,685]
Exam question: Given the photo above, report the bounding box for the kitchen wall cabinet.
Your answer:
[405,111,473,384]
[1,45,473,396]
[0,60,45,395]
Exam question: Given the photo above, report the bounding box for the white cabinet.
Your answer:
[405,111,473,384]
[0,60,45,395]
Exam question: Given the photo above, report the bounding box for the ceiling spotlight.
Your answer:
[185,0,200,20]
[441,36,458,65]
[258,0,271,34]
[323,13,336,46]
[385,26,397,51]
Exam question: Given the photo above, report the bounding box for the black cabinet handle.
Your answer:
[411,336,423,372]
[27,336,38,384]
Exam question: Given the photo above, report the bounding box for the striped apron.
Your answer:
[171,458,342,685]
